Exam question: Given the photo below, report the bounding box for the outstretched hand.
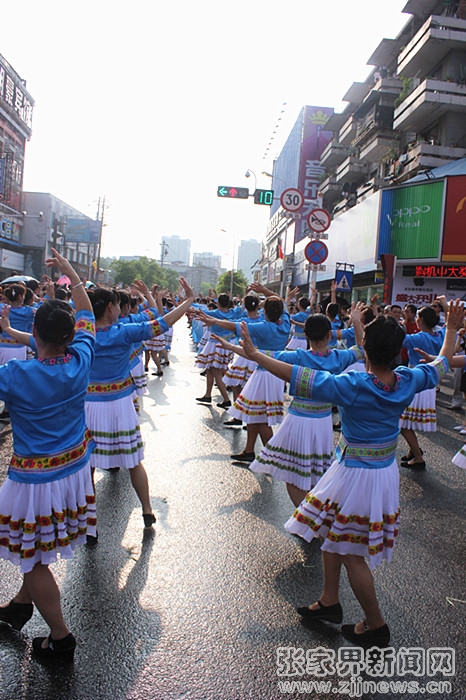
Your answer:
[446,299,465,331]
[179,277,195,300]
[239,321,257,358]
[0,305,10,331]
[44,248,75,277]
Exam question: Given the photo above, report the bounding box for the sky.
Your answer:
[1,0,409,267]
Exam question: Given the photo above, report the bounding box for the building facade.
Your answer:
[261,0,466,305]
[161,235,191,266]
[236,239,261,283]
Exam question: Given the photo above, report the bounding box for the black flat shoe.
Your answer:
[143,513,156,528]
[230,451,255,463]
[32,633,76,663]
[196,396,212,403]
[297,600,343,624]
[224,418,242,427]
[152,371,163,376]
[217,400,231,409]
[402,458,426,471]
[341,622,390,648]
[86,532,99,547]
[401,448,422,463]
[0,601,34,631]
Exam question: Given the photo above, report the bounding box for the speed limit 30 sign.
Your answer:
[280,188,304,212]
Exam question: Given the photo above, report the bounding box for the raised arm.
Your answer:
[162,277,195,327]
[0,306,32,346]
[439,299,465,365]
[45,248,92,314]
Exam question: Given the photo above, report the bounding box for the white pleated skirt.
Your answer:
[399,387,437,431]
[224,357,257,388]
[85,394,144,469]
[0,463,96,574]
[227,368,285,426]
[195,338,232,371]
[285,337,307,350]
[0,345,27,364]
[144,335,165,352]
[131,357,148,396]
[452,444,466,469]
[250,413,333,490]
[285,456,400,570]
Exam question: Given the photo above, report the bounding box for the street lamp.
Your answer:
[245,169,257,192]
[220,228,235,298]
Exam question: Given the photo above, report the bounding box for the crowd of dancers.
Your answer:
[0,257,465,663]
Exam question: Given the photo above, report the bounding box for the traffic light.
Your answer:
[253,189,274,205]
[217,186,249,199]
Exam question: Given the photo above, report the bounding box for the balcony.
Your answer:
[359,132,400,163]
[338,115,359,145]
[394,78,466,131]
[318,175,342,212]
[390,140,466,182]
[397,14,466,77]
[320,140,352,169]
[334,156,369,184]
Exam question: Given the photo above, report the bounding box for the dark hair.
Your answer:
[390,304,402,312]
[244,294,259,312]
[304,313,331,341]
[34,299,75,345]
[405,304,417,314]
[218,293,230,309]
[88,288,120,320]
[54,288,68,300]
[418,306,439,330]
[24,288,34,305]
[118,291,131,308]
[326,302,340,319]
[264,296,284,323]
[363,316,406,366]
[4,284,25,302]
[298,297,310,311]
[362,307,375,325]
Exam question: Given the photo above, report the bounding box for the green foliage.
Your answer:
[109,257,180,291]
[216,269,249,297]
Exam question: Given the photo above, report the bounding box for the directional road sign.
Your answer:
[304,239,329,264]
[280,188,304,212]
[308,208,331,233]
[217,186,249,199]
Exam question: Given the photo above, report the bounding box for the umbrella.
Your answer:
[1,275,39,285]
[57,275,71,286]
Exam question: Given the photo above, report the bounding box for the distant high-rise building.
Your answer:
[161,235,190,265]
[236,239,261,282]
[193,252,222,269]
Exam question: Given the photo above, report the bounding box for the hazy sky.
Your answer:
[2,1,408,265]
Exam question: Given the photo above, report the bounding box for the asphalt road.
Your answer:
[0,321,465,700]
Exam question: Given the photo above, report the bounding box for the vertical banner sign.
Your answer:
[295,105,334,244]
[380,254,396,305]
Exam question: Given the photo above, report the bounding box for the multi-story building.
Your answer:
[192,252,222,269]
[161,235,190,266]
[236,239,261,283]
[0,53,96,281]
[0,53,34,279]
[264,0,466,306]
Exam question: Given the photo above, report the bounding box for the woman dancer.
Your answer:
[200,283,290,462]
[237,300,463,647]
[399,303,446,470]
[86,278,194,530]
[0,283,35,363]
[285,287,311,350]
[195,293,243,408]
[0,249,96,662]
[223,294,262,427]
[249,306,364,506]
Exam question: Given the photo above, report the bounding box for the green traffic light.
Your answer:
[253,189,274,205]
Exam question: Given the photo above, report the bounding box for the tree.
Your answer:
[216,269,249,297]
[109,257,181,291]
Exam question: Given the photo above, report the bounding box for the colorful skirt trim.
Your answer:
[224,357,257,387]
[399,387,437,432]
[227,368,285,425]
[195,338,232,371]
[249,413,333,490]
[284,456,400,569]
[452,444,466,469]
[0,462,96,574]
[85,395,144,469]
[131,357,148,396]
